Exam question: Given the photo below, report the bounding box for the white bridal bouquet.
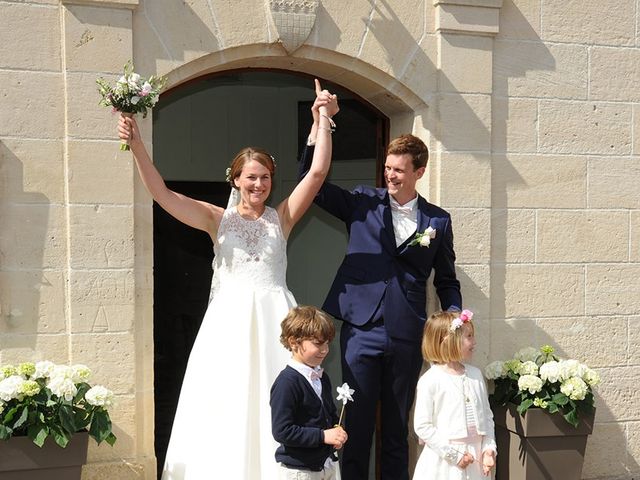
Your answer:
[0,361,116,447]
[485,345,600,427]
[96,61,167,150]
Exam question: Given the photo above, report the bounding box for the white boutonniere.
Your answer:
[409,226,436,247]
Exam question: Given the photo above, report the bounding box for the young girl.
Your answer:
[413,310,497,480]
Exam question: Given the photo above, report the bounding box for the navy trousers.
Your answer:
[339,320,424,480]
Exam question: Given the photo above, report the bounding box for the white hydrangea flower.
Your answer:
[582,367,601,387]
[504,359,523,374]
[518,361,539,376]
[19,380,40,397]
[71,365,91,383]
[558,360,586,381]
[539,361,562,383]
[0,375,25,401]
[85,385,115,408]
[514,347,539,363]
[0,402,4,414]
[517,374,544,394]
[33,360,56,379]
[0,365,18,381]
[484,360,507,380]
[560,376,588,401]
[50,365,74,381]
[17,362,36,378]
[48,376,78,402]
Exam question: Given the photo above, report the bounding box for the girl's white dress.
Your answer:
[162,206,295,480]
[413,364,497,480]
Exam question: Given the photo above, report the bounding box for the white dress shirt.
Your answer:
[389,195,418,247]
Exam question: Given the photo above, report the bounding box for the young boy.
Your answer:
[270,305,348,480]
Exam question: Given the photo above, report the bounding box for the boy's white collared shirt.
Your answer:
[288,359,323,399]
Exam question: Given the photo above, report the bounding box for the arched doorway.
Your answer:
[151,70,388,475]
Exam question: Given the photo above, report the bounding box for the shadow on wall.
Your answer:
[0,141,54,355]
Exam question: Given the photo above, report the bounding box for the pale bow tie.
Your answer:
[310,368,323,381]
[391,203,413,214]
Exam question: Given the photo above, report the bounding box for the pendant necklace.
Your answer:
[446,366,470,403]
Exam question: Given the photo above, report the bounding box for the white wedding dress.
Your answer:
[162,205,295,480]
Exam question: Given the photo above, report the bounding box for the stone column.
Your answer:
[432,0,501,364]
[60,0,155,478]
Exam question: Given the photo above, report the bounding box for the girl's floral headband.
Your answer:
[450,309,473,332]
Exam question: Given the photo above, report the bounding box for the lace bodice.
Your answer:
[210,206,288,294]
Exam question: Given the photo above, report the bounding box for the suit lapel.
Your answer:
[381,192,397,252]
[416,195,431,234]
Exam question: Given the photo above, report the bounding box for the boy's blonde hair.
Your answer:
[280,306,336,351]
[422,311,475,364]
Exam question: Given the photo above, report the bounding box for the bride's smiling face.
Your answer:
[234,160,272,206]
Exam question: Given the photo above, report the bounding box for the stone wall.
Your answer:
[0,0,637,478]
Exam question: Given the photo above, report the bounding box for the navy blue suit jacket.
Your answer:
[301,145,461,342]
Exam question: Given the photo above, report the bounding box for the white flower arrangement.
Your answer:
[0,361,116,448]
[96,61,167,151]
[485,345,600,427]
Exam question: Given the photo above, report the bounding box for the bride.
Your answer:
[117,79,338,479]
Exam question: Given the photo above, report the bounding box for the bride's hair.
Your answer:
[227,147,276,189]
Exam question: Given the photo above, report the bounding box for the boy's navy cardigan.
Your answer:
[270,365,339,471]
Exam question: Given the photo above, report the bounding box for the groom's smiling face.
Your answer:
[384,153,425,204]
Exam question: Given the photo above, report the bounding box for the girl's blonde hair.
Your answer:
[421,310,475,364]
[280,306,335,351]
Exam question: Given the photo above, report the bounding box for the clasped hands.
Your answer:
[312,78,339,120]
[457,449,495,476]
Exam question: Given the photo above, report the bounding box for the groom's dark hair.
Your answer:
[387,134,429,170]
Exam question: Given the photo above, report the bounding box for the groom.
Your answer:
[299,129,462,480]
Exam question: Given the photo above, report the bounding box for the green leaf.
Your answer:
[517,398,534,415]
[12,406,29,430]
[547,402,559,414]
[89,409,113,444]
[0,424,13,440]
[3,405,19,423]
[27,424,49,447]
[74,408,91,430]
[551,393,569,406]
[51,426,70,448]
[58,404,77,434]
[105,432,117,446]
[564,408,579,428]
[75,383,91,403]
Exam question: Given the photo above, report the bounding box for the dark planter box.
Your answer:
[0,431,89,480]
[493,404,594,480]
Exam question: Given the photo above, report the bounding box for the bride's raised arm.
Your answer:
[118,115,223,238]
[277,79,338,238]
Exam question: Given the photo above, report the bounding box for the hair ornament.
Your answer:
[450,309,473,333]
[270,155,277,168]
[225,167,231,183]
